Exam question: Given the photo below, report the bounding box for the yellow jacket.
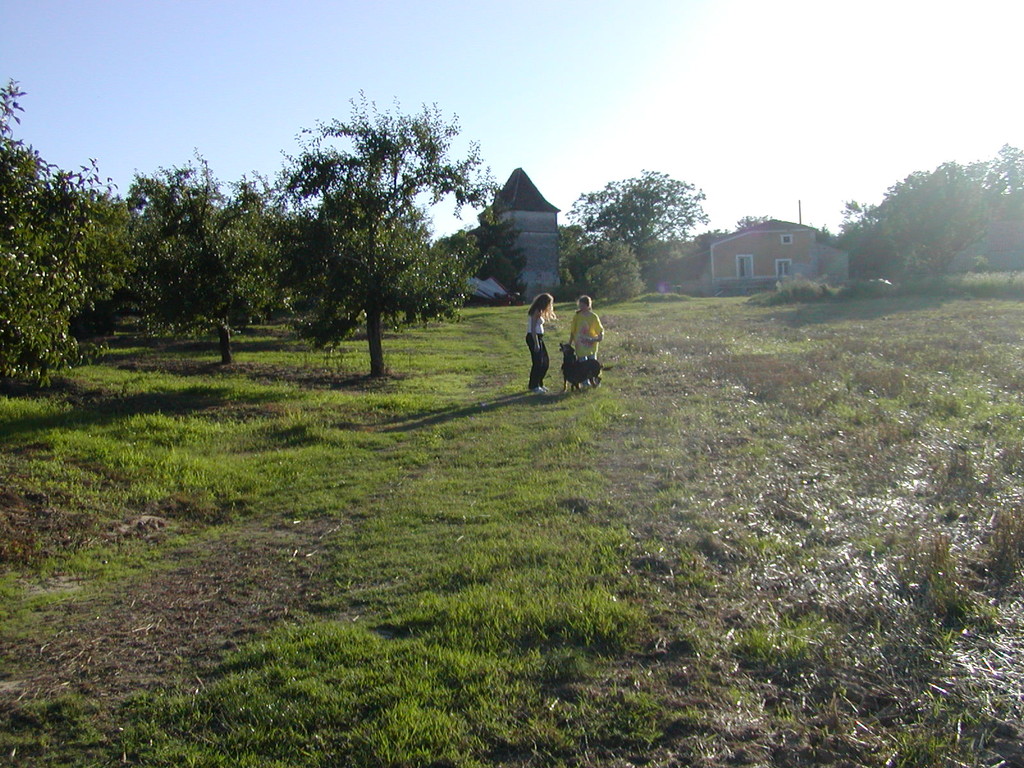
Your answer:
[569,310,604,358]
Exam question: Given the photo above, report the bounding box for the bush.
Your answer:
[553,282,587,303]
[836,273,1024,301]
[749,277,837,305]
[955,271,1024,300]
[836,278,898,301]
[635,292,690,303]
[585,242,645,302]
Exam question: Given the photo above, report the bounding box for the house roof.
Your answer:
[496,168,560,213]
[711,219,817,248]
[736,219,815,234]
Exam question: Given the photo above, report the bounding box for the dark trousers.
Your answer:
[526,334,549,389]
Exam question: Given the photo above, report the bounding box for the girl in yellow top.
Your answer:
[569,295,604,359]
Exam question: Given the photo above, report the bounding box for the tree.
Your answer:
[467,206,524,292]
[734,215,771,230]
[667,229,729,289]
[557,224,590,290]
[71,191,133,336]
[838,201,896,279]
[285,96,492,376]
[0,81,117,383]
[432,205,524,298]
[984,144,1024,220]
[583,241,645,301]
[568,170,708,286]
[554,226,644,300]
[840,162,988,278]
[128,159,286,363]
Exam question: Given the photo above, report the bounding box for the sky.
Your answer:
[3,0,1023,238]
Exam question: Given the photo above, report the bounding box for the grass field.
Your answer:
[2,294,1024,767]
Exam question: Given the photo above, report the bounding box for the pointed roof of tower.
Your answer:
[496,168,560,213]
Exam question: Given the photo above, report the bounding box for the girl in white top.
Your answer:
[526,293,556,392]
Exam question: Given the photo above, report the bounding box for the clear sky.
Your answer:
[3,0,1022,237]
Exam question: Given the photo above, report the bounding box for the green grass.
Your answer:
[4,299,1024,766]
[121,616,658,768]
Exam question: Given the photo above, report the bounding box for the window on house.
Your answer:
[781,234,793,245]
[737,255,753,278]
[776,259,792,278]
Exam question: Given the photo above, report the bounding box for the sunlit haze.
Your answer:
[3,0,1021,236]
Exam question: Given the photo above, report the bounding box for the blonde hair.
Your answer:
[528,293,557,321]
[577,295,592,309]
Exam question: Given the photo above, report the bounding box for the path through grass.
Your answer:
[3,296,1024,766]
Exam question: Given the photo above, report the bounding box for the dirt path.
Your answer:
[0,516,342,704]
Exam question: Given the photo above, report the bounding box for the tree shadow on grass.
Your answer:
[106,358,398,392]
[1,370,585,444]
[0,379,291,442]
[98,323,373,361]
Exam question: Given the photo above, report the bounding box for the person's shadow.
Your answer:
[379,390,566,433]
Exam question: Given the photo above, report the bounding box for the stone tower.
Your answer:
[495,168,559,300]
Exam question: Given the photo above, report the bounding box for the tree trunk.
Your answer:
[218,323,233,365]
[366,310,387,377]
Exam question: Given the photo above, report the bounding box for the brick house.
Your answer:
[701,220,848,295]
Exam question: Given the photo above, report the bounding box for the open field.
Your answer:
[2,295,1024,767]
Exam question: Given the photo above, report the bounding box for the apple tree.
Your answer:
[128,159,286,363]
[285,96,492,377]
[0,81,119,383]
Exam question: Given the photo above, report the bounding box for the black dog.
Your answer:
[559,343,602,391]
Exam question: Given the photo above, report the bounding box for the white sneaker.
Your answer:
[532,387,545,393]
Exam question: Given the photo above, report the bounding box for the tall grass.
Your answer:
[5,297,1024,766]
[753,271,1024,305]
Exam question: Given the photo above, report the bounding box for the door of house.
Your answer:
[737,255,753,278]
